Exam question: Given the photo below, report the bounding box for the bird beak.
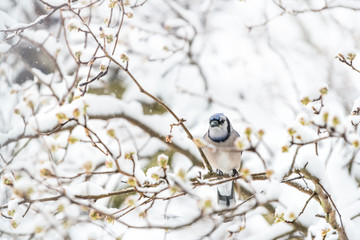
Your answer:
[210,120,220,127]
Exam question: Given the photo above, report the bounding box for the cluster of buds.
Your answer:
[11,219,18,229]
[125,152,135,160]
[234,137,245,150]
[68,135,79,144]
[125,195,136,206]
[74,50,82,62]
[39,168,52,178]
[127,177,137,187]
[300,86,328,106]
[335,52,356,64]
[108,0,117,8]
[73,108,80,119]
[105,157,113,168]
[120,53,129,63]
[107,129,116,138]
[157,154,168,169]
[89,209,104,221]
[56,112,68,124]
[99,27,115,44]
[234,127,265,151]
[105,216,115,224]
[2,173,14,187]
[82,160,93,173]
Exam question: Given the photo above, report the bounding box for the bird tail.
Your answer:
[217,181,235,207]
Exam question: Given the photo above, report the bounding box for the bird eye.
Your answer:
[220,119,225,124]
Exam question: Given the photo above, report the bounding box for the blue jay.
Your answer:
[203,113,242,207]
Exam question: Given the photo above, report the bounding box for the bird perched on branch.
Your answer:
[203,113,242,207]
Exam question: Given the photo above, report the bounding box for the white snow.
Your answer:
[146,166,165,184]
[71,181,105,195]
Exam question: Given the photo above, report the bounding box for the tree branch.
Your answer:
[300,168,348,240]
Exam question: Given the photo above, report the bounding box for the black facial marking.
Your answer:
[226,117,230,136]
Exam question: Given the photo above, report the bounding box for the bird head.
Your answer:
[208,113,231,142]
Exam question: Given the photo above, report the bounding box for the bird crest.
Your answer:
[209,113,225,122]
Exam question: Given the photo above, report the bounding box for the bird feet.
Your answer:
[231,169,239,177]
[215,169,239,177]
[216,169,224,176]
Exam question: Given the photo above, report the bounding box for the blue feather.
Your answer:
[209,113,224,122]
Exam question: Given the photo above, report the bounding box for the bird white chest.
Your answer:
[204,148,241,174]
